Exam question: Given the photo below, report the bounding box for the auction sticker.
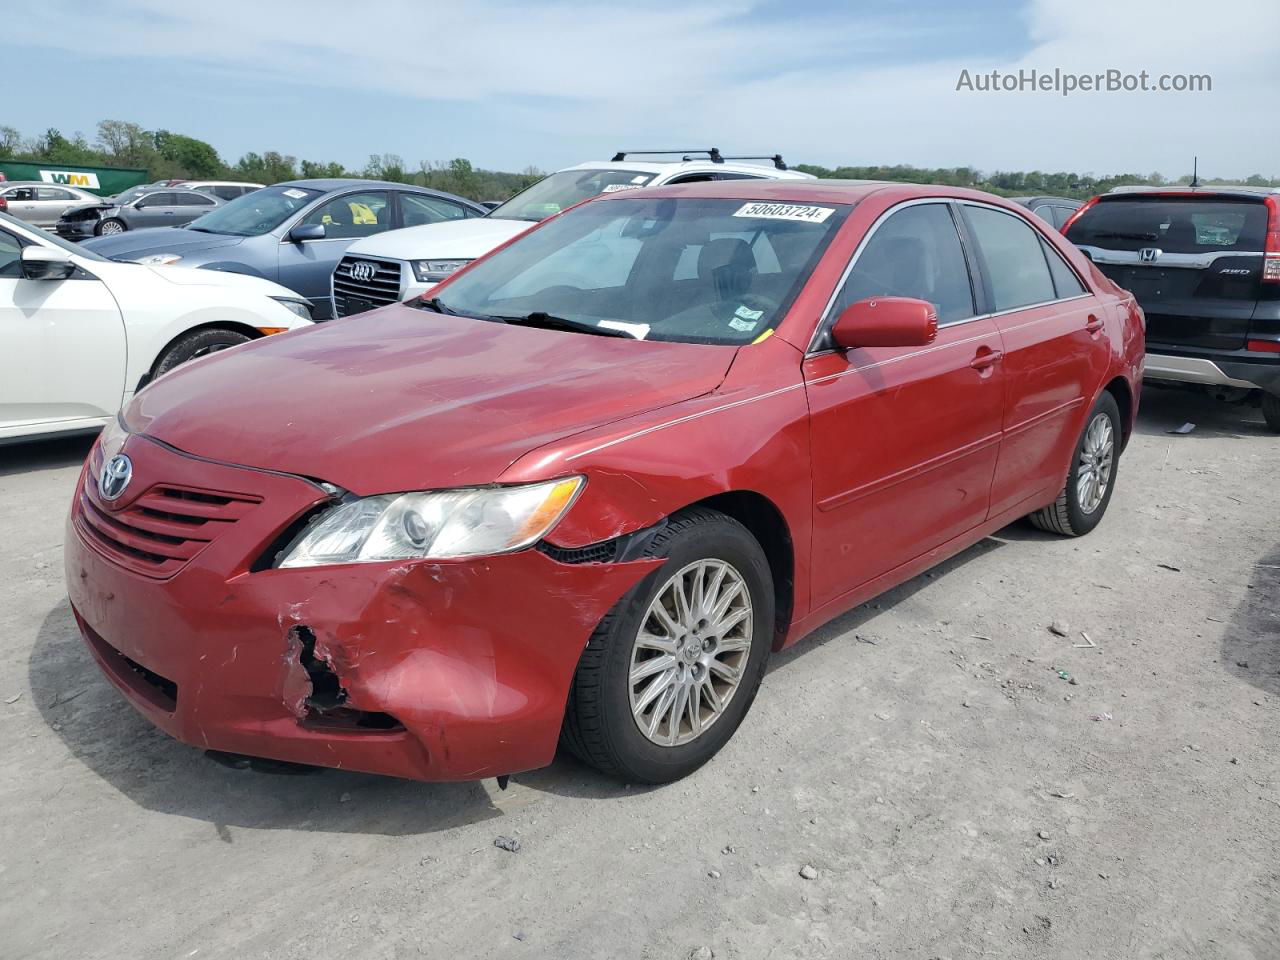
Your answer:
[602,183,643,193]
[733,202,834,223]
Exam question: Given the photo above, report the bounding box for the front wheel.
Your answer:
[1262,393,1280,433]
[561,508,774,783]
[152,328,251,378]
[95,218,126,236]
[1029,391,1121,536]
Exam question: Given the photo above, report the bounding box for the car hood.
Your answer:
[82,227,245,260]
[125,303,734,494]
[344,217,534,261]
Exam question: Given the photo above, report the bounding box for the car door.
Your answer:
[0,227,127,435]
[957,201,1109,515]
[129,192,175,228]
[803,201,1006,609]
[277,190,391,316]
[34,187,79,226]
[4,187,40,223]
[170,191,218,225]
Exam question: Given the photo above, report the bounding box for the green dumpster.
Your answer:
[0,161,149,196]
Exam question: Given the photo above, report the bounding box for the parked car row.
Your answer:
[0,211,313,443]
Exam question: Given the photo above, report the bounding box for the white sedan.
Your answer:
[0,212,315,444]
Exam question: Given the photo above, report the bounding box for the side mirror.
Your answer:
[21,246,76,281]
[289,223,326,242]
[830,296,938,350]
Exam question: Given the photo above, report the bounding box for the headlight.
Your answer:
[411,259,473,283]
[277,476,584,568]
[270,297,313,322]
[134,253,183,265]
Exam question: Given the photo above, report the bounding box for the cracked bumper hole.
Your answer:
[293,626,404,732]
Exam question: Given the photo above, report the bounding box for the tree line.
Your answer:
[2,120,1275,203]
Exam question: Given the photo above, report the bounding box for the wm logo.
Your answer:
[39,170,101,189]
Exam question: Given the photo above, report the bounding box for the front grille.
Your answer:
[76,478,261,579]
[333,255,403,317]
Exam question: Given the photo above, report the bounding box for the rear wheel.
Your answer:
[152,328,251,378]
[96,218,126,236]
[1029,391,1121,536]
[1262,393,1280,433]
[561,507,774,783]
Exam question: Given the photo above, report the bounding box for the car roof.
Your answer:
[177,180,263,187]
[1105,184,1280,199]
[557,160,816,180]
[274,178,485,209]
[593,179,1013,206]
[1011,196,1082,206]
[1,180,94,190]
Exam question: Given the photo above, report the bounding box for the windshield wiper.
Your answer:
[491,311,635,338]
[416,297,511,324]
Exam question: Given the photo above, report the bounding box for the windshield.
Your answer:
[488,169,658,222]
[184,184,324,237]
[1067,196,1268,254]
[433,196,848,345]
[0,211,111,262]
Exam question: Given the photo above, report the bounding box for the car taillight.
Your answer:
[1263,196,1280,283]
[0,196,7,212]
[1247,339,1280,353]
[1060,196,1099,236]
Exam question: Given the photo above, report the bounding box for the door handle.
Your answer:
[1085,314,1104,333]
[970,348,1003,370]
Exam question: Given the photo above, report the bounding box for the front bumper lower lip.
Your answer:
[64,435,660,781]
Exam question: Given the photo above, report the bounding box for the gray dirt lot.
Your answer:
[1,387,1278,960]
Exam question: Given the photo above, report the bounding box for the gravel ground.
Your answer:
[2,387,1277,960]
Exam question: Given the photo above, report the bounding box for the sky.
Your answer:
[7,0,1278,179]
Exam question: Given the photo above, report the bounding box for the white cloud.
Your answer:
[18,0,1280,177]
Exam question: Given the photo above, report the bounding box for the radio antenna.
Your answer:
[1190,156,1199,188]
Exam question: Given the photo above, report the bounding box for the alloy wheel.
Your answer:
[628,558,753,747]
[1076,412,1114,514]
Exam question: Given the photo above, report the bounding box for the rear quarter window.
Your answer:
[1066,198,1267,254]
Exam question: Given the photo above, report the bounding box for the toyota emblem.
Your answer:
[99,454,133,502]
[1138,247,1162,263]
[349,260,378,283]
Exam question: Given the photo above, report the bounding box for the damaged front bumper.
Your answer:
[64,434,659,781]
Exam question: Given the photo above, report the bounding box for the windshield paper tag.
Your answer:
[729,305,764,332]
[282,188,309,199]
[602,183,643,193]
[733,202,834,224]
[599,320,650,339]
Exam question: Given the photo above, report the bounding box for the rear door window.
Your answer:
[1066,198,1268,253]
[1040,238,1086,297]
[962,205,1057,310]
[400,193,473,226]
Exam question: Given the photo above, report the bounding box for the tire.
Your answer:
[1029,391,1121,536]
[152,328,251,378]
[561,507,774,783]
[1263,393,1280,433]
[95,218,126,236]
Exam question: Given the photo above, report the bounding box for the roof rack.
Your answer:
[611,148,724,164]
[721,154,789,171]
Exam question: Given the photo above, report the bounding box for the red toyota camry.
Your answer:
[65,181,1144,784]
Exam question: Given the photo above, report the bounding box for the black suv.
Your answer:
[1065,186,1280,431]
